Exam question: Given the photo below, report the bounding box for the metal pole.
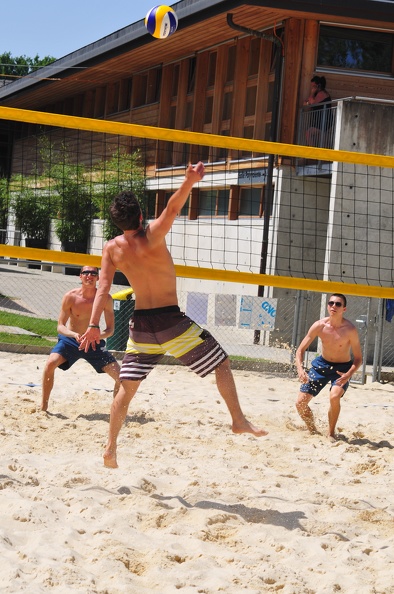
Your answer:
[226,14,284,345]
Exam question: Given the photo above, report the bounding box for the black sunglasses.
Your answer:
[81,270,98,276]
[328,300,343,307]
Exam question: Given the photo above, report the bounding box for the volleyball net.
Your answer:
[0,106,393,376]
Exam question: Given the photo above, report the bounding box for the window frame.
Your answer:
[317,24,394,77]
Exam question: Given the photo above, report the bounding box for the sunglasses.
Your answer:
[81,270,98,276]
[328,300,343,307]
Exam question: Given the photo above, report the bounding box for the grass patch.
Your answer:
[0,311,58,336]
[0,333,57,347]
[229,355,270,363]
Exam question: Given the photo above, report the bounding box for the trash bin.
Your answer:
[106,288,134,352]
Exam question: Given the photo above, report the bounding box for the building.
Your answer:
[0,0,393,361]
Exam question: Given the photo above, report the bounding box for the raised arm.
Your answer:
[147,162,205,243]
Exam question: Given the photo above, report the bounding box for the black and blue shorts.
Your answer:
[300,355,352,397]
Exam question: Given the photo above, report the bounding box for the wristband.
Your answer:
[88,325,100,329]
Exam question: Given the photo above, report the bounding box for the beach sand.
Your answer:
[0,352,393,593]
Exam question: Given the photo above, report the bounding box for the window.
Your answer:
[226,45,236,83]
[248,38,261,76]
[132,67,162,108]
[132,74,148,108]
[207,52,217,87]
[119,78,132,111]
[187,57,196,93]
[239,187,262,216]
[318,25,393,74]
[199,189,229,216]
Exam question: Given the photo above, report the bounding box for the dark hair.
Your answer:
[109,191,142,231]
[329,293,347,307]
[311,75,327,90]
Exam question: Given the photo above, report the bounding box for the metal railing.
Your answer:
[297,101,337,151]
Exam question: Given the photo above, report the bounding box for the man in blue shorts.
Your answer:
[41,266,120,411]
[80,162,268,468]
[295,293,362,440]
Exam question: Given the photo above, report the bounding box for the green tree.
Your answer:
[12,184,52,246]
[0,52,56,84]
[0,177,9,240]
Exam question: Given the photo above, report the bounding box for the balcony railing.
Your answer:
[297,100,337,151]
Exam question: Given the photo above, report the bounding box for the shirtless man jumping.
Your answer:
[41,266,120,411]
[295,293,362,440]
[80,162,267,468]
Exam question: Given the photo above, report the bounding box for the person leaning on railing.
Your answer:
[303,75,332,147]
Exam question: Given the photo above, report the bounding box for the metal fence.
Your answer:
[297,101,337,151]
[1,258,393,382]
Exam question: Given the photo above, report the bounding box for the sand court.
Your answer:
[0,352,393,593]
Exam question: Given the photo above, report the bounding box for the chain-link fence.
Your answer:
[1,258,393,382]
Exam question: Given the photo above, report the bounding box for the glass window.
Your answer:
[204,96,213,124]
[222,91,233,120]
[217,189,229,215]
[119,78,132,112]
[245,86,257,117]
[188,57,196,93]
[198,189,229,216]
[248,38,261,76]
[147,67,162,103]
[132,74,148,108]
[318,25,393,74]
[185,101,193,129]
[172,65,180,97]
[239,187,261,216]
[226,45,236,82]
[199,190,216,216]
[207,52,217,87]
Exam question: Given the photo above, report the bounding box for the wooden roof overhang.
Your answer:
[0,0,393,110]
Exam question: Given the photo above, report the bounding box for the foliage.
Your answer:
[2,137,146,250]
[0,177,9,231]
[93,149,146,241]
[0,52,56,84]
[52,166,95,247]
[38,141,97,249]
[11,184,52,242]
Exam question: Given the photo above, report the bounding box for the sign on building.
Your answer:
[239,296,277,331]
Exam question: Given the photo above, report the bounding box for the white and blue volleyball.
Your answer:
[145,5,178,39]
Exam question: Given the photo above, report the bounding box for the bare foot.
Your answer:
[103,449,118,469]
[327,434,337,443]
[232,419,268,437]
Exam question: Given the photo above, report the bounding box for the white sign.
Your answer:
[239,296,277,330]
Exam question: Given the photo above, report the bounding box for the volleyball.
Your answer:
[145,5,178,39]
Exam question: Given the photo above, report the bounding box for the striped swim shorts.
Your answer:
[119,305,228,382]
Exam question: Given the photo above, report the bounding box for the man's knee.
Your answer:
[296,392,312,409]
[329,388,343,402]
[45,355,61,373]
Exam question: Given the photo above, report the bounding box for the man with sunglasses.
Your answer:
[295,293,362,441]
[41,266,120,411]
